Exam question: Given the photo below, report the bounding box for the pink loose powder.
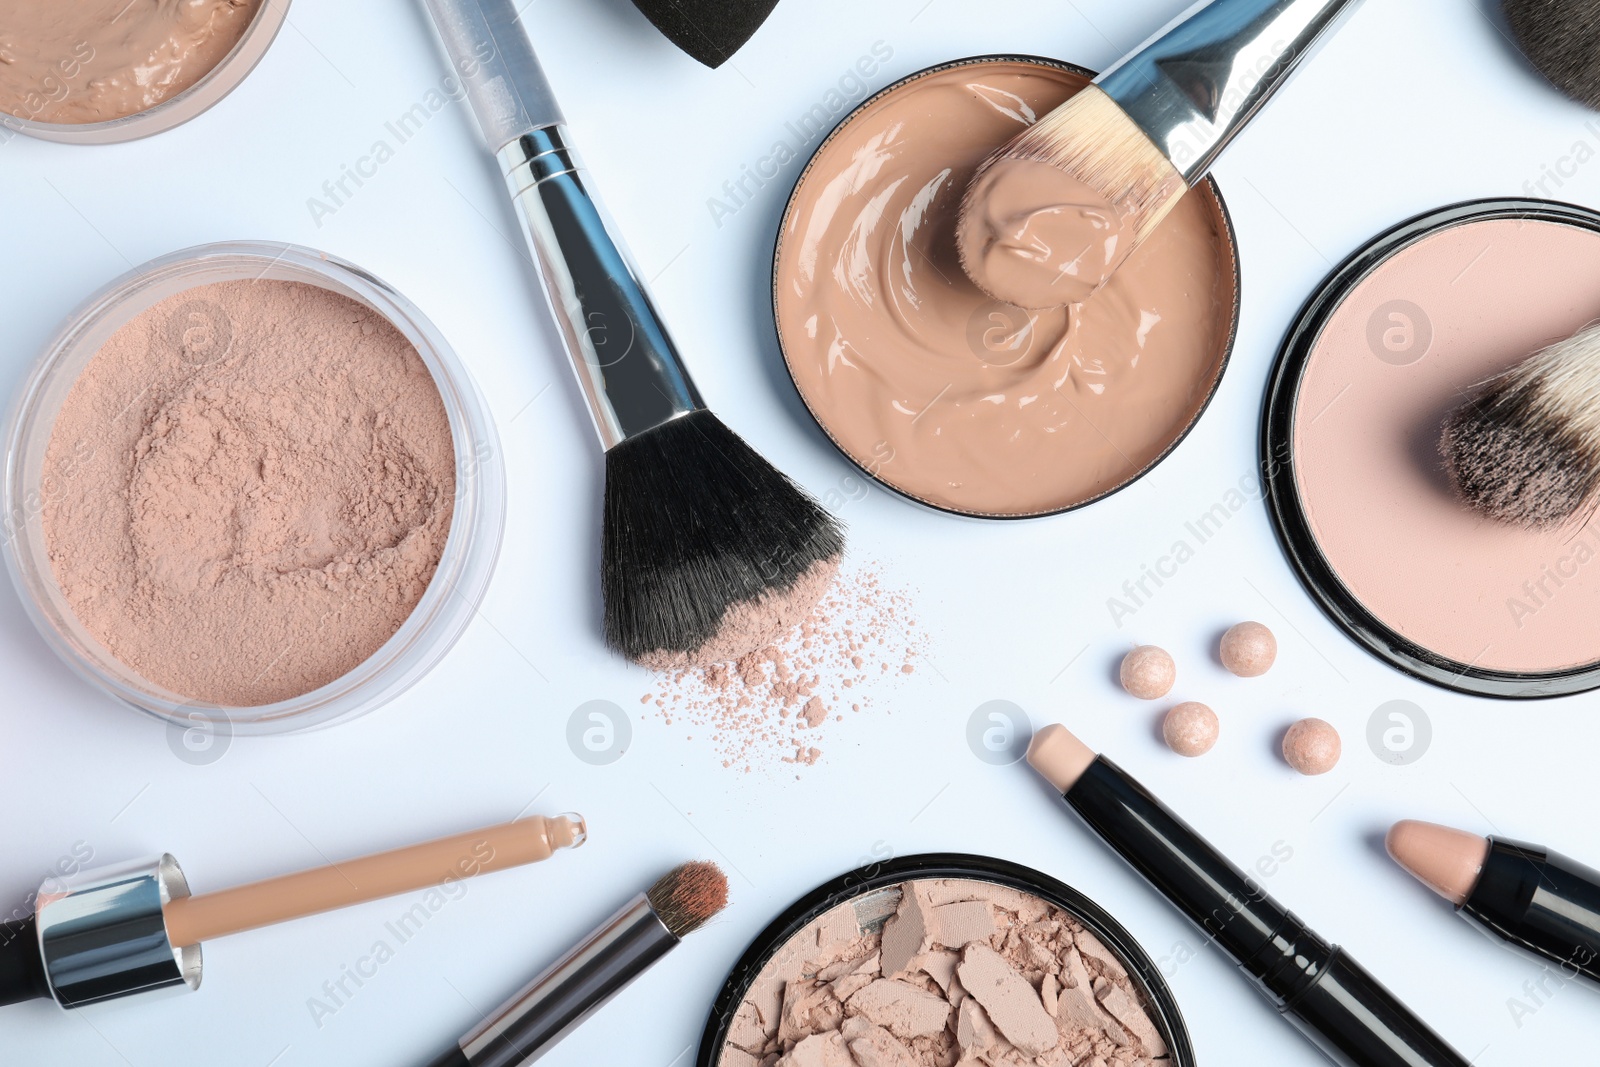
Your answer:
[644,562,927,771]
[41,279,455,707]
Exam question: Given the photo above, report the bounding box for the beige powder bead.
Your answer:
[1283,718,1341,775]
[1220,621,1277,677]
[1120,645,1176,699]
[1162,702,1219,757]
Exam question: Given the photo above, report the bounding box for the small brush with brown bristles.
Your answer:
[957,0,1363,307]
[424,862,729,1067]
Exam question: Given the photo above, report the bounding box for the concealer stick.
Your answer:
[163,814,586,947]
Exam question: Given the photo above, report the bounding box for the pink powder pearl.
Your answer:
[1283,718,1341,775]
[1162,702,1219,757]
[1120,645,1176,700]
[1220,621,1276,677]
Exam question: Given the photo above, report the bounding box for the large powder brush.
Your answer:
[422,0,844,668]
[627,0,779,68]
[1441,321,1600,530]
[1502,0,1600,110]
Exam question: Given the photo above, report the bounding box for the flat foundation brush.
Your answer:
[957,0,1364,309]
[422,0,844,670]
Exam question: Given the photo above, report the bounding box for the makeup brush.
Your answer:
[424,861,728,1067]
[1503,0,1600,111]
[626,0,779,68]
[1440,321,1600,529]
[957,0,1363,308]
[422,0,844,670]
[0,814,585,1009]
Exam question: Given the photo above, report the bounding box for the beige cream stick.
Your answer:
[163,814,586,947]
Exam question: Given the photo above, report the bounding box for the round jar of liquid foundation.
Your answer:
[2,242,506,733]
[773,56,1241,520]
[1263,198,1600,698]
[698,853,1193,1067]
[0,0,290,144]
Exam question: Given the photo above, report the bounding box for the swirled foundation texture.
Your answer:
[719,878,1169,1067]
[775,59,1236,517]
[0,0,262,124]
[41,280,455,706]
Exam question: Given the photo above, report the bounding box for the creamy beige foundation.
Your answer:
[719,878,1167,1067]
[0,0,263,124]
[775,58,1237,518]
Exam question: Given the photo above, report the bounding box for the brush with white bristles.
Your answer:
[958,0,1364,305]
[1441,322,1600,530]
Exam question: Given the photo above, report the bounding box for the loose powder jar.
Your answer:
[774,56,1240,519]
[2,243,505,731]
[1263,199,1600,698]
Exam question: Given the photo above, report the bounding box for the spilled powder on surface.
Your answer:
[642,561,927,771]
[41,279,455,707]
[638,555,842,671]
[720,878,1169,1067]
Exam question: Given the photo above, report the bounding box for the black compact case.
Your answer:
[694,852,1195,1067]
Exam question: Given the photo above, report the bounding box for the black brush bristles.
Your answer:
[1440,323,1600,529]
[1503,0,1600,110]
[627,0,779,68]
[602,409,845,664]
[647,861,729,939]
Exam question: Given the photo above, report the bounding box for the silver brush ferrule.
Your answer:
[1096,0,1364,183]
[458,892,677,1066]
[498,126,703,450]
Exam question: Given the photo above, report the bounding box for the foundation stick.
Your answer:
[1387,820,1600,986]
[1026,724,1469,1067]
[163,814,586,946]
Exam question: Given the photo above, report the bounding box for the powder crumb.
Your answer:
[41,279,455,706]
[642,562,928,770]
[800,697,828,728]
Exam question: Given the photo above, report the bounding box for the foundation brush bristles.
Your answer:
[422,0,843,670]
[1441,322,1600,529]
[958,0,1363,298]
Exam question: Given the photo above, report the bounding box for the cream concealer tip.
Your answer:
[1386,820,1489,906]
[1026,724,1097,793]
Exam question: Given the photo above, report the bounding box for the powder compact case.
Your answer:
[1262,198,1600,698]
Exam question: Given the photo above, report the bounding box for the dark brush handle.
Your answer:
[0,918,51,1008]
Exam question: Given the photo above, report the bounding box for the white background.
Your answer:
[3,0,1599,1064]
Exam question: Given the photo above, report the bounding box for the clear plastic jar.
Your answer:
[0,1,290,145]
[2,242,506,734]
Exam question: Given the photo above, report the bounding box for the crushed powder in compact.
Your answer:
[720,878,1169,1067]
[642,562,927,771]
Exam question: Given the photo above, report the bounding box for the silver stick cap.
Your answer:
[35,854,201,1008]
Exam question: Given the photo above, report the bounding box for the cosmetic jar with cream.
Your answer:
[2,242,505,732]
[0,0,289,144]
[1263,199,1600,698]
[774,56,1241,520]
[698,854,1192,1067]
